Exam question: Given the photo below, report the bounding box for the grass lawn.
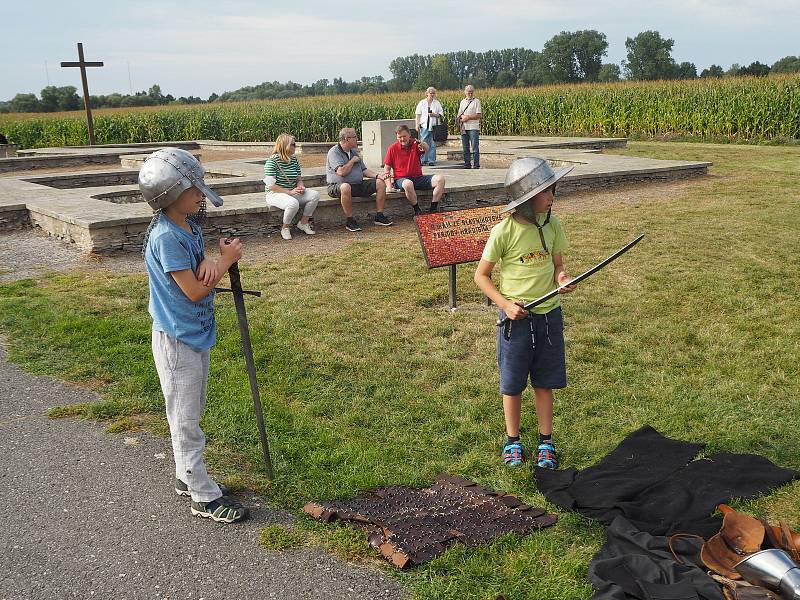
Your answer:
[1,141,799,599]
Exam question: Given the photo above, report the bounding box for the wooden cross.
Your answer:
[61,43,104,145]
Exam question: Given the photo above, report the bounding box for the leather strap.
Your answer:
[780,521,800,561]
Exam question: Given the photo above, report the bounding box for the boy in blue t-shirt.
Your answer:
[139,148,247,523]
[474,157,576,470]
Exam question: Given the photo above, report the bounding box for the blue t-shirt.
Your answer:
[144,215,216,351]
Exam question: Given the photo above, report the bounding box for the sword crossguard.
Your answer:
[214,287,262,297]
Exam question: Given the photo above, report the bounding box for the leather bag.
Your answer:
[701,505,765,579]
[431,122,448,142]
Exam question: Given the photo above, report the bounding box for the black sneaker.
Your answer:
[428,203,440,213]
[191,496,250,523]
[463,164,472,169]
[374,213,394,226]
[412,204,422,216]
[175,477,229,498]
[345,217,362,232]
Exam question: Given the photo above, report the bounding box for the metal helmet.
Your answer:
[138,147,224,211]
[735,549,800,599]
[500,156,574,214]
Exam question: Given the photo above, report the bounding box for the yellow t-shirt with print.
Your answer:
[481,213,568,314]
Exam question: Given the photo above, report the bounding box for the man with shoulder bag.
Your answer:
[457,85,482,169]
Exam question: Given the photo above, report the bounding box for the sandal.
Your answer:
[503,441,525,466]
[536,442,558,469]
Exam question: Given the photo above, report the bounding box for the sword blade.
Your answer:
[496,234,644,327]
[228,262,275,480]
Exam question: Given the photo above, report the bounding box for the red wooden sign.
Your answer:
[415,206,508,268]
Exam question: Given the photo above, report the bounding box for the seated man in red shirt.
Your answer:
[383,125,446,214]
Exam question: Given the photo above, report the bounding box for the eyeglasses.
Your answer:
[345,135,357,139]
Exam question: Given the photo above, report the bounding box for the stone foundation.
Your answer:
[0,136,712,254]
[0,208,30,231]
[0,144,19,158]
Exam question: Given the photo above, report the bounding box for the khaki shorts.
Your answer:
[327,179,378,198]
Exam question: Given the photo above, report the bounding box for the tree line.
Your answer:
[3,30,799,113]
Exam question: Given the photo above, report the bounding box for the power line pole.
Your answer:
[60,43,104,146]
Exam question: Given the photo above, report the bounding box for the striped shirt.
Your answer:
[264,154,301,189]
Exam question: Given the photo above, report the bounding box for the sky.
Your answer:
[2,0,799,100]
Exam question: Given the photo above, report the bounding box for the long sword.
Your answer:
[496,234,645,327]
[216,241,275,480]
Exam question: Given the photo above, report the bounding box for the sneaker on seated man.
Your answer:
[326,127,393,232]
[383,125,446,215]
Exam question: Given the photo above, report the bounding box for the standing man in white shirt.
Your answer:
[457,85,482,169]
[415,87,444,167]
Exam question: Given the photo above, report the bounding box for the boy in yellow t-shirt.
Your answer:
[474,157,576,469]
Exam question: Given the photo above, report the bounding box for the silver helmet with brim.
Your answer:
[138,147,224,211]
[500,156,573,253]
[500,156,573,215]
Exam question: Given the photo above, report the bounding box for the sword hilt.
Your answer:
[220,232,262,296]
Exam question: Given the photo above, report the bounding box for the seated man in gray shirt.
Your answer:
[326,127,393,232]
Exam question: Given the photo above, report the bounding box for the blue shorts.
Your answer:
[496,306,567,395]
[393,175,434,191]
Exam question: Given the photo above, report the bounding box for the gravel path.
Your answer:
[0,344,406,600]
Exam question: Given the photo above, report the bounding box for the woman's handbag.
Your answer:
[425,104,448,142]
[432,122,448,142]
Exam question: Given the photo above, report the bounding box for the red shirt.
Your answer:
[384,140,424,179]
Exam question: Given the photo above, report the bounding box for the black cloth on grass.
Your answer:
[588,516,725,600]
[536,425,798,538]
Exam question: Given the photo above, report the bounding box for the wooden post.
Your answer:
[61,43,104,146]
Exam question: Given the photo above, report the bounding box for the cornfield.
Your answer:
[2,76,799,149]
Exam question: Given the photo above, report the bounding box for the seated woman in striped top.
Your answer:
[264,134,320,240]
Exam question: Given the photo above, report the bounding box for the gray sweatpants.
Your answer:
[152,330,222,503]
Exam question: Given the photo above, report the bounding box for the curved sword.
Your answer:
[496,234,645,327]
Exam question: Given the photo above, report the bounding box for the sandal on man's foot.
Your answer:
[503,441,525,466]
[191,496,250,523]
[536,442,558,469]
[175,477,229,498]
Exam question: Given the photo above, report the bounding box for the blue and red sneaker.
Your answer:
[502,441,525,466]
[536,441,558,469]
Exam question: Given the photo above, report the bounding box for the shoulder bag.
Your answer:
[430,101,448,142]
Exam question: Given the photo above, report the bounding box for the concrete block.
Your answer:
[361,119,415,169]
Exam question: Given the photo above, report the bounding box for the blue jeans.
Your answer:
[419,127,436,165]
[461,129,480,167]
